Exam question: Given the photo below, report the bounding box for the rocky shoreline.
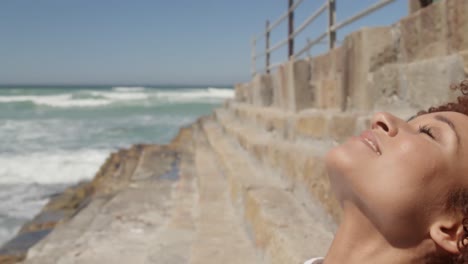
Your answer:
[0,123,195,264]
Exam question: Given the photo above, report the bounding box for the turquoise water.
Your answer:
[0,85,233,245]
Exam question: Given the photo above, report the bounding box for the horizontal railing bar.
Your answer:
[295,31,327,57]
[291,2,328,39]
[268,37,289,53]
[267,62,283,71]
[254,0,398,73]
[331,0,396,31]
[267,0,307,33]
[254,52,265,59]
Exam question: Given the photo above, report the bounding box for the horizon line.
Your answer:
[0,83,234,88]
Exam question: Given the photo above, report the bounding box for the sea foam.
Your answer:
[112,86,146,92]
[0,94,111,108]
[154,87,234,103]
[0,149,109,184]
[0,87,233,109]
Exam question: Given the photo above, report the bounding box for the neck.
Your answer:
[323,201,435,264]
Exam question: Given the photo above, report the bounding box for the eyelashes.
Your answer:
[419,125,435,139]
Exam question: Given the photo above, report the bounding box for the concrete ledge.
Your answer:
[342,27,394,110]
[310,47,345,110]
[328,114,358,141]
[287,59,314,112]
[314,78,344,110]
[234,83,249,103]
[294,112,329,139]
[293,110,364,143]
[252,74,273,107]
[225,103,292,140]
[311,47,343,81]
[245,187,332,264]
[272,64,289,110]
[215,109,341,222]
[404,54,465,110]
[399,0,449,63]
[227,102,375,143]
[192,146,259,264]
[366,54,465,111]
[447,0,468,52]
[202,120,333,263]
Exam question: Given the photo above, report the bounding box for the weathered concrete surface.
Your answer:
[402,0,468,61]
[214,107,340,222]
[0,143,146,263]
[272,64,289,110]
[342,27,394,110]
[286,59,314,112]
[367,54,465,111]
[252,74,273,107]
[234,83,249,103]
[227,102,292,139]
[191,143,260,264]
[227,102,372,144]
[21,126,198,263]
[202,118,334,263]
[235,82,253,104]
[294,111,329,139]
[310,47,344,110]
[447,0,468,52]
[314,78,343,110]
[399,0,449,63]
[403,54,465,109]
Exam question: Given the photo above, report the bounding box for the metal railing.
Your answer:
[251,0,397,76]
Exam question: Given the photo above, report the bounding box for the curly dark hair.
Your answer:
[416,80,468,263]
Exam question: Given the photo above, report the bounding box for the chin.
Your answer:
[325,143,357,174]
[324,143,362,201]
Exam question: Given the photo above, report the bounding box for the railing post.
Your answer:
[251,36,256,77]
[328,0,336,49]
[288,0,294,59]
[266,20,271,74]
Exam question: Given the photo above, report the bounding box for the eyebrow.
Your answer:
[434,115,461,151]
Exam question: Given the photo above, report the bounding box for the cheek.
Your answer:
[325,138,445,206]
[326,136,452,239]
[399,141,412,153]
[366,141,446,214]
[382,140,440,184]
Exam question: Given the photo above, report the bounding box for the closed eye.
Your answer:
[419,125,435,139]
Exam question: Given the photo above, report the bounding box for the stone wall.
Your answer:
[232,0,468,221]
[237,0,468,112]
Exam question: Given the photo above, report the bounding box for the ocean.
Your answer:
[0,85,233,246]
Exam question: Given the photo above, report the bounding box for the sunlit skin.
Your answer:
[323,111,468,264]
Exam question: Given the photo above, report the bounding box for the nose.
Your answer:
[371,112,400,137]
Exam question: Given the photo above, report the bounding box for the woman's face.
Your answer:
[325,111,468,244]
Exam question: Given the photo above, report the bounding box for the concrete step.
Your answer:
[190,143,261,264]
[202,119,333,264]
[214,108,341,222]
[226,102,376,143]
[23,146,199,264]
[226,102,292,140]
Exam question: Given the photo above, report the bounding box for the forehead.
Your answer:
[414,111,468,128]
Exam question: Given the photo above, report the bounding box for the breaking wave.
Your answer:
[0,87,233,108]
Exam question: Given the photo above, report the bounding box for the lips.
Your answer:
[359,130,381,155]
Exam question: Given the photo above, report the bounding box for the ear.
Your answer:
[429,218,464,254]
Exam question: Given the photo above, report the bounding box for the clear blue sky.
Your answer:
[0,0,407,86]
